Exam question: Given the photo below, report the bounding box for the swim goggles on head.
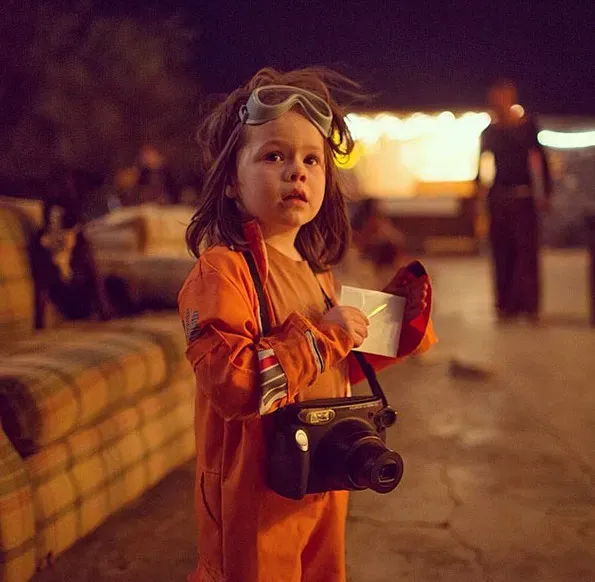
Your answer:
[238,85,333,138]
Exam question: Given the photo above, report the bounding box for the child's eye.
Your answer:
[265,152,283,162]
[305,155,322,166]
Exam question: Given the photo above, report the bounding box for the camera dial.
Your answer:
[374,407,397,430]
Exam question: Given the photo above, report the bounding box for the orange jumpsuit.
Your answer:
[178,220,435,582]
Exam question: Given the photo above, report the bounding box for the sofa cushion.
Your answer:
[25,375,194,571]
[0,313,189,457]
[0,205,37,347]
[0,425,36,582]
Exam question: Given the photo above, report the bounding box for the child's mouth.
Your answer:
[283,190,308,203]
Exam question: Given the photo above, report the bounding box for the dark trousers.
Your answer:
[488,188,540,315]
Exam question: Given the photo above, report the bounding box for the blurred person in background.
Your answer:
[351,197,407,273]
[475,79,553,323]
[114,145,179,207]
[136,144,178,205]
[31,165,114,324]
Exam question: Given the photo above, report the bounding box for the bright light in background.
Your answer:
[344,114,383,144]
[343,111,492,193]
[345,111,491,144]
[340,110,595,198]
[538,129,595,149]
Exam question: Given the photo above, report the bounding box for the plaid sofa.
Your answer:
[0,198,195,581]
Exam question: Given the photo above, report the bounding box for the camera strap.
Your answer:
[242,250,389,408]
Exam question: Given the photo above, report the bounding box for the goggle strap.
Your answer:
[238,105,249,124]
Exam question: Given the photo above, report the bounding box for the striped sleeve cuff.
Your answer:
[258,348,289,415]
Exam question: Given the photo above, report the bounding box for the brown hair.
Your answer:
[185,66,362,271]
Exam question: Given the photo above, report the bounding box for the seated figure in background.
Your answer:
[351,197,407,272]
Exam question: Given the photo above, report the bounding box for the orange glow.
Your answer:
[341,111,491,197]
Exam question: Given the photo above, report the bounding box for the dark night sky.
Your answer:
[123,0,595,116]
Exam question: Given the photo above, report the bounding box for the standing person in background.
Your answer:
[476,79,553,323]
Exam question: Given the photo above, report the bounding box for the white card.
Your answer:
[339,286,406,358]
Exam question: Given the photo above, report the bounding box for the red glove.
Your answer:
[383,262,430,322]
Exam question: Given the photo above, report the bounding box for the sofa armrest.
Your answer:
[0,425,36,582]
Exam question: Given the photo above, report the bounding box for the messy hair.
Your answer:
[185,66,361,271]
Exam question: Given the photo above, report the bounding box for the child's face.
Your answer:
[232,109,326,241]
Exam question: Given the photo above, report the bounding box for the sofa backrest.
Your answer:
[85,203,195,258]
[0,198,43,346]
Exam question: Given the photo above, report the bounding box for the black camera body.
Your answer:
[242,252,427,502]
[266,394,403,500]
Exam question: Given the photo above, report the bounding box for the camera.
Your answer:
[242,251,423,502]
[266,393,403,500]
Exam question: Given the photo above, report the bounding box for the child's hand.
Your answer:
[384,269,429,322]
[321,306,369,347]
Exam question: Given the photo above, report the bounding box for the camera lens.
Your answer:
[347,438,404,493]
[378,462,399,483]
[316,419,404,494]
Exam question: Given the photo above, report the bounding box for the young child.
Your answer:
[178,67,436,582]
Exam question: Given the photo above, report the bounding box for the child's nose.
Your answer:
[285,161,307,182]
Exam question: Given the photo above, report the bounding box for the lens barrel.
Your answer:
[346,437,404,493]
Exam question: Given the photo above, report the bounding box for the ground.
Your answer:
[32,250,595,582]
